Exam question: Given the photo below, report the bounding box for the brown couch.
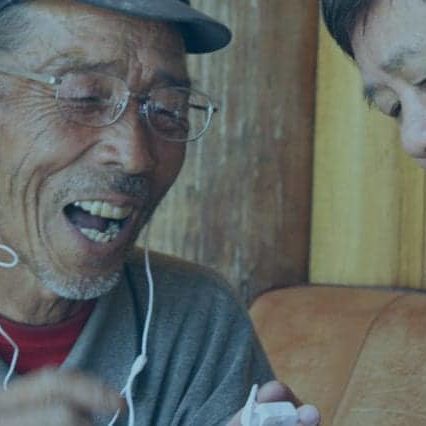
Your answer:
[250,285,426,425]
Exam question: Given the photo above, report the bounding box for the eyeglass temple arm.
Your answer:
[0,66,59,86]
[190,103,218,114]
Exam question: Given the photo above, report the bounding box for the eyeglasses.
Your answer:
[0,66,218,143]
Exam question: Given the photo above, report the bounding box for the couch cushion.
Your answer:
[250,286,426,425]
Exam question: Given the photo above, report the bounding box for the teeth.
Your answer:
[90,201,102,217]
[74,200,133,220]
[79,223,121,244]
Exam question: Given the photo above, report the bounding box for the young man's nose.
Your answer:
[400,99,426,159]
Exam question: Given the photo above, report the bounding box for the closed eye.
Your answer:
[62,96,110,104]
[365,87,402,120]
[367,98,402,119]
[415,77,426,88]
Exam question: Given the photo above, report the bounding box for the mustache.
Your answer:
[54,171,150,203]
[101,173,149,198]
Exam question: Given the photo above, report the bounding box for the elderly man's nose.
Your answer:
[99,118,157,174]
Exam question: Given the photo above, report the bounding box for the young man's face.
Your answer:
[351,0,426,168]
[0,0,188,299]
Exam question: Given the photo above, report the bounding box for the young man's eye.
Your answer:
[389,102,402,118]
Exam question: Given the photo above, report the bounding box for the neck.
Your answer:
[0,266,86,326]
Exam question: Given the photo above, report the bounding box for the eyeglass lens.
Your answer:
[56,72,213,142]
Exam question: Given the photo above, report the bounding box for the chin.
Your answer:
[37,267,123,300]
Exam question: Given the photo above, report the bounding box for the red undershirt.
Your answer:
[0,300,96,374]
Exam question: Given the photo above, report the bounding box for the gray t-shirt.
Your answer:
[1,251,275,425]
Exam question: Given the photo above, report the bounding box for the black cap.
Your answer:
[0,0,232,53]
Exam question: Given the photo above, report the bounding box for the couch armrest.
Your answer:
[250,285,426,425]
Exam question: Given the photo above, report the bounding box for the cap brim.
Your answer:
[77,0,232,53]
[0,0,232,53]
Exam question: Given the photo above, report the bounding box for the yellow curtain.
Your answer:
[310,22,426,289]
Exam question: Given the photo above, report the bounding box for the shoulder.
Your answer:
[123,250,274,423]
[125,248,257,356]
[126,248,242,313]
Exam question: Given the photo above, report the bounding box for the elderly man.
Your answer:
[321,0,426,163]
[0,1,320,425]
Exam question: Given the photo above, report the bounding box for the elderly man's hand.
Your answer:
[0,368,123,425]
[228,380,320,426]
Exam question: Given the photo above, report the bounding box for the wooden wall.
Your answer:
[310,22,426,289]
[141,4,426,296]
[144,1,319,303]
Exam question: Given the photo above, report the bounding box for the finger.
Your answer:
[297,404,321,426]
[226,409,242,426]
[256,380,303,407]
[227,381,307,426]
[0,368,123,415]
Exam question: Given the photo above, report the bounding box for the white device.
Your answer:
[241,384,299,426]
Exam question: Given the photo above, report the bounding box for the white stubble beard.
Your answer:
[37,265,123,300]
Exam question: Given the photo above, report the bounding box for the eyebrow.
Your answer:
[42,53,191,88]
[151,69,192,88]
[41,54,126,76]
[380,47,421,74]
[363,47,424,105]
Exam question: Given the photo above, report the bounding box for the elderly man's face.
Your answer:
[352,0,426,167]
[0,0,187,299]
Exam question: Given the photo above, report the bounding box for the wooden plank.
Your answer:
[143,1,319,303]
[398,157,425,288]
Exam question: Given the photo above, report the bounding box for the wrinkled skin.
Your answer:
[0,0,188,324]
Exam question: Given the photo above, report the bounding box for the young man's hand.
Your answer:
[227,380,320,426]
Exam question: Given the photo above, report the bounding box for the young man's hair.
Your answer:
[321,0,374,58]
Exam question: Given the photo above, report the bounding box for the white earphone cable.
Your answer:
[0,244,18,269]
[241,384,258,426]
[0,244,20,390]
[0,325,19,391]
[108,224,154,426]
[0,236,154,426]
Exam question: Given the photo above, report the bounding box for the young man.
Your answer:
[0,0,319,424]
[322,0,426,165]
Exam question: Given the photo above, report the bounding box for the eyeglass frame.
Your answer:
[0,65,219,143]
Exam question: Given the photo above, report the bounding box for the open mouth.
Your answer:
[64,200,134,244]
